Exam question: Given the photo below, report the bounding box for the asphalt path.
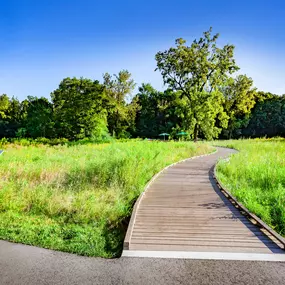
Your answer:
[1,240,285,285]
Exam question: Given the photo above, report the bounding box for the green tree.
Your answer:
[134,84,165,137]
[0,94,12,137]
[255,91,277,102]
[23,96,54,138]
[0,94,10,120]
[134,83,185,138]
[51,77,109,140]
[103,70,136,138]
[222,74,257,138]
[155,28,239,140]
[242,95,285,137]
[0,95,22,138]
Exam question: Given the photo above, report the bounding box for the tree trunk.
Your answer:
[194,123,198,142]
[228,120,233,139]
[229,129,232,140]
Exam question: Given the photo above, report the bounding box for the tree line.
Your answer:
[1,28,284,141]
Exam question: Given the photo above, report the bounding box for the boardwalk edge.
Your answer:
[122,250,285,261]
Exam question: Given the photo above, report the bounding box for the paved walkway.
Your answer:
[1,239,285,285]
[123,147,284,258]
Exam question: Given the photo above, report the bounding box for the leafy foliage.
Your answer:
[23,96,54,138]
[242,95,285,137]
[0,95,22,138]
[221,75,257,138]
[103,70,136,138]
[155,28,239,140]
[134,84,184,138]
[51,77,109,140]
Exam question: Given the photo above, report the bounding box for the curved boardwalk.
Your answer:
[123,147,285,259]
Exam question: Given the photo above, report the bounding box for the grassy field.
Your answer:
[0,140,212,257]
[215,139,285,236]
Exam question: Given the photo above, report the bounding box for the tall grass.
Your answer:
[0,140,212,257]
[215,139,285,236]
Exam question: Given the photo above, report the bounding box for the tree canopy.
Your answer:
[155,28,239,140]
[51,77,109,140]
[103,70,136,138]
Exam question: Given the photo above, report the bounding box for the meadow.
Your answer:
[215,139,285,236]
[0,140,212,257]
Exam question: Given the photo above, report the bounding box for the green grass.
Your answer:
[215,138,285,236]
[0,140,213,257]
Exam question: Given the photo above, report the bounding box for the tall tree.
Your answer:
[23,96,54,138]
[221,74,257,138]
[155,28,239,140]
[51,77,109,140]
[103,70,136,138]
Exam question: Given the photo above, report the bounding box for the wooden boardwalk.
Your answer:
[123,147,285,259]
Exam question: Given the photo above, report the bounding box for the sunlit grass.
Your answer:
[215,138,285,236]
[0,140,213,257]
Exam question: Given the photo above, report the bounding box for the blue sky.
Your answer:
[1,0,285,101]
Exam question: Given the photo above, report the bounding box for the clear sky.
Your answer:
[1,0,285,101]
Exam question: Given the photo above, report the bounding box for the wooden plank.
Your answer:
[134,218,249,222]
[132,232,268,241]
[133,225,259,231]
[136,215,245,219]
[134,220,250,224]
[129,244,284,254]
[131,239,278,248]
[132,229,263,235]
[137,208,241,212]
[135,214,246,218]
